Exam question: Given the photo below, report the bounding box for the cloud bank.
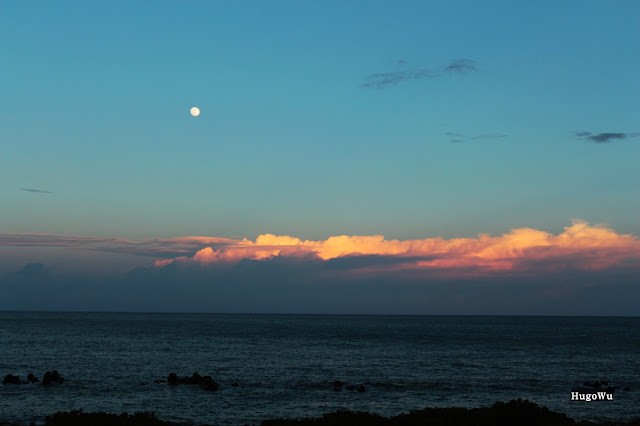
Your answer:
[151,221,639,278]
[2,221,639,314]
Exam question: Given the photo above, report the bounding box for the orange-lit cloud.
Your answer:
[153,221,640,276]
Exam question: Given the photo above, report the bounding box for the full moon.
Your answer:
[190,107,200,117]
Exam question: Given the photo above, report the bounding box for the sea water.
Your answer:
[0,313,638,425]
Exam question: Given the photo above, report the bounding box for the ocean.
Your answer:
[0,313,638,425]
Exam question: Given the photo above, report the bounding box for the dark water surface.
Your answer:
[1,313,638,425]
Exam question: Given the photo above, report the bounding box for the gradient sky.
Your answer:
[1,1,639,314]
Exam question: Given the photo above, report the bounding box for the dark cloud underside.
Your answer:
[576,132,639,143]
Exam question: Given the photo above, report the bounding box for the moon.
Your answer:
[190,107,200,117]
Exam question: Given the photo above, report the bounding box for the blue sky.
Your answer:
[1,1,639,313]
[2,0,639,240]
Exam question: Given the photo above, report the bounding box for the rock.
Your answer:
[3,374,21,385]
[583,381,593,387]
[140,382,147,386]
[600,380,608,386]
[42,370,64,385]
[593,381,602,388]
[168,372,221,391]
[184,372,202,385]
[199,376,219,391]
[623,387,631,391]
[231,382,239,387]
[346,385,356,391]
[357,385,366,392]
[168,373,178,386]
[606,386,615,393]
[42,371,52,385]
[333,380,342,391]
[27,373,39,383]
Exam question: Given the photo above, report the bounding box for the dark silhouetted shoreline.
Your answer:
[3,400,639,426]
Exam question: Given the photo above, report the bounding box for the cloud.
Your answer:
[0,233,237,258]
[21,188,53,194]
[5,221,639,282]
[443,59,478,74]
[361,59,478,89]
[2,222,639,315]
[471,133,508,140]
[17,262,47,277]
[576,132,640,143]
[446,132,508,143]
[152,221,640,278]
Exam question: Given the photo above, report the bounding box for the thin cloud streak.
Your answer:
[472,133,508,140]
[0,233,237,257]
[21,188,53,194]
[446,133,508,143]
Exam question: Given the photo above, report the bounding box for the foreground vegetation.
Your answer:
[3,399,637,426]
[263,399,640,426]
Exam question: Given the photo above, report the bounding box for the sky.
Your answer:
[1,1,639,314]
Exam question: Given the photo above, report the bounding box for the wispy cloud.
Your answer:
[443,59,478,74]
[446,132,507,143]
[21,188,53,194]
[361,59,478,89]
[472,134,508,140]
[576,131,640,143]
[0,233,237,258]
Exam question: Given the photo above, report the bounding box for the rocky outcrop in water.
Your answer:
[42,370,64,385]
[3,372,54,385]
[166,372,219,391]
[167,373,178,386]
[331,380,366,393]
[199,376,219,391]
[2,374,21,385]
[581,380,631,392]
